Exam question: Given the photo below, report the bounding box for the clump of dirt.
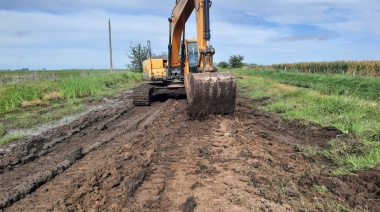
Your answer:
[182,197,197,212]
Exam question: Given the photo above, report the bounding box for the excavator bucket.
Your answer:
[185,72,236,118]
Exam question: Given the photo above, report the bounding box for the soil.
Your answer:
[0,89,379,211]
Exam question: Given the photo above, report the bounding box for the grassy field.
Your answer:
[232,68,380,174]
[0,70,142,144]
[0,69,126,85]
[269,60,380,77]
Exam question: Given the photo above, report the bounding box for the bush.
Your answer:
[218,61,229,69]
[229,55,244,68]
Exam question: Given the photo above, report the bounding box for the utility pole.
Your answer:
[108,19,113,73]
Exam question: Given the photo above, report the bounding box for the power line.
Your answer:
[52,0,130,30]
[52,0,108,19]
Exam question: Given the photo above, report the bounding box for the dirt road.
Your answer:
[0,89,379,211]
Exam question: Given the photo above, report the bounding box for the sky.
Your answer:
[0,0,380,70]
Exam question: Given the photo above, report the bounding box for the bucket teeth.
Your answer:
[186,72,236,118]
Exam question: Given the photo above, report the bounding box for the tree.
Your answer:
[228,55,244,68]
[127,43,149,72]
[218,61,229,69]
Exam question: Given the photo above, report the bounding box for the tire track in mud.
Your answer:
[0,92,170,210]
[5,99,185,211]
[1,93,379,211]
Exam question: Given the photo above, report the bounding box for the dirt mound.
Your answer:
[0,91,379,211]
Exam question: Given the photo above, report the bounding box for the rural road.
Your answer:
[0,89,378,211]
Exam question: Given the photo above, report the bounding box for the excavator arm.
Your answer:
[133,0,236,118]
[168,0,216,73]
[168,0,194,69]
[168,0,236,117]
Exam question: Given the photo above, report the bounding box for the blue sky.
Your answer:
[1,0,379,70]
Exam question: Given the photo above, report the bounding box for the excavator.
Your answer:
[132,0,236,117]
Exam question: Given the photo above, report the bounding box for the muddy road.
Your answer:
[0,89,379,211]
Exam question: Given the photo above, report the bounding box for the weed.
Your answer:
[296,145,320,157]
[312,185,328,193]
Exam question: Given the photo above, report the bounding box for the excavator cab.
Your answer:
[185,40,199,73]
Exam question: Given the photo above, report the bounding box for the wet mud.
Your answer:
[0,90,379,211]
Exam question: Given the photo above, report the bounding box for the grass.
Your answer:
[0,134,27,145]
[233,69,380,100]
[2,100,87,130]
[312,185,328,193]
[232,69,380,174]
[0,70,142,143]
[0,123,5,136]
[0,71,141,113]
[60,72,140,99]
[0,84,47,112]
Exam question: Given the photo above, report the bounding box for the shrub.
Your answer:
[218,61,229,69]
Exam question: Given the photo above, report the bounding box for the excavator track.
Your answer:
[132,84,154,106]
[185,72,236,118]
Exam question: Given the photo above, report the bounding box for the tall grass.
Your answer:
[60,73,140,98]
[60,76,101,99]
[0,84,46,112]
[0,71,141,112]
[233,70,380,101]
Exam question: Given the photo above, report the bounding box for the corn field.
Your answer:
[270,61,380,77]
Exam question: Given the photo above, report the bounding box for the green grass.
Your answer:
[233,69,380,100]
[312,185,329,193]
[0,69,126,78]
[0,70,142,143]
[0,84,48,112]
[0,123,5,136]
[0,71,141,113]
[232,69,380,174]
[60,72,141,99]
[0,134,27,144]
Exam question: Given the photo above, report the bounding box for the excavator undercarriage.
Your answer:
[133,71,236,118]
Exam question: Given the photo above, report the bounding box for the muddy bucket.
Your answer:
[184,72,236,118]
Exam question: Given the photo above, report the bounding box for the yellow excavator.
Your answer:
[132,0,236,117]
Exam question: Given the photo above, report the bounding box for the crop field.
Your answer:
[0,67,379,211]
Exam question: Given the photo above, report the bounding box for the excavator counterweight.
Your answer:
[132,0,236,118]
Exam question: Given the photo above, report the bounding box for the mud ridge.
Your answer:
[0,92,171,209]
[0,103,135,174]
